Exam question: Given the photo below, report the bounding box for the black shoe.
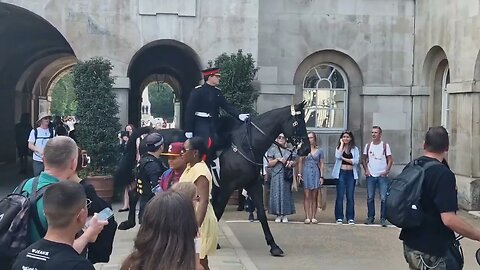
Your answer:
[118,220,136,230]
[118,208,129,213]
[216,243,221,250]
[381,219,388,227]
[248,213,255,222]
[364,218,374,225]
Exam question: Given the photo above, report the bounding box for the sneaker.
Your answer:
[281,216,289,223]
[304,218,311,224]
[336,219,343,224]
[348,219,355,225]
[364,217,374,225]
[275,216,282,223]
[311,218,318,224]
[381,218,388,227]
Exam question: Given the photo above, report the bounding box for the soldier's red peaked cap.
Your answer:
[202,67,220,77]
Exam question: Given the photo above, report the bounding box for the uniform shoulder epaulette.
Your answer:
[195,85,202,89]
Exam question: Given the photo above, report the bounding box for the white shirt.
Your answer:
[28,127,54,162]
[363,141,392,177]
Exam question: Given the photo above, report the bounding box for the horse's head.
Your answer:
[281,101,310,156]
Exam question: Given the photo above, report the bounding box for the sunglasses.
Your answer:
[181,147,191,154]
[277,136,285,139]
[86,199,92,209]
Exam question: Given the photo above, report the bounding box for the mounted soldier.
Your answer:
[184,67,250,162]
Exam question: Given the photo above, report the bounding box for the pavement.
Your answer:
[2,163,480,269]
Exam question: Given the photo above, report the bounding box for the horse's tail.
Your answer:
[114,126,153,187]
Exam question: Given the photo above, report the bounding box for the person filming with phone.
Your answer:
[68,148,117,264]
[13,181,102,270]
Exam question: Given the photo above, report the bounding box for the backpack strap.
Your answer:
[34,128,38,146]
[29,177,48,237]
[383,142,387,157]
[366,143,371,156]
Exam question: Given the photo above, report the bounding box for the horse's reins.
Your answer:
[231,106,303,167]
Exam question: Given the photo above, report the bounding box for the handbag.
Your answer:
[444,237,464,270]
[276,145,293,183]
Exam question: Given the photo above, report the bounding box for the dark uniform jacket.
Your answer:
[136,153,166,197]
[185,83,240,143]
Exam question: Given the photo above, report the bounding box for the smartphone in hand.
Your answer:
[97,207,114,221]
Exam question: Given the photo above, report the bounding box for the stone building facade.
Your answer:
[0,0,479,209]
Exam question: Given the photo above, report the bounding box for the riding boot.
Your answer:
[118,189,138,230]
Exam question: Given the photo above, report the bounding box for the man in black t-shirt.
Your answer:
[13,181,106,270]
[400,126,480,269]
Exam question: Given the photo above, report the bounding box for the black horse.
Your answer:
[115,102,309,256]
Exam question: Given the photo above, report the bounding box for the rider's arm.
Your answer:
[194,176,209,226]
[217,90,240,118]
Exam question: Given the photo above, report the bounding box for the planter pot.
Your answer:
[86,175,114,203]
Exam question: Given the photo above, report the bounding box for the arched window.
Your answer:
[441,66,450,129]
[303,64,348,131]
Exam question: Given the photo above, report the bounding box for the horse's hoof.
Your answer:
[270,245,284,257]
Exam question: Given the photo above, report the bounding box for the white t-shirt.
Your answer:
[363,141,392,177]
[28,127,54,162]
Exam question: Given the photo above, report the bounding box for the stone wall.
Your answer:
[414,0,480,209]
[257,0,415,180]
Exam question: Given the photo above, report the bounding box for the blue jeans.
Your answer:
[367,176,389,220]
[335,169,356,221]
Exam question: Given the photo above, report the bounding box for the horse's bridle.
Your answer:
[231,105,305,166]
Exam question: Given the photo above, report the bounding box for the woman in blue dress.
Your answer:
[298,132,324,224]
[267,133,296,223]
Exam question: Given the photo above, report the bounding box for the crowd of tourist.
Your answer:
[8,107,480,270]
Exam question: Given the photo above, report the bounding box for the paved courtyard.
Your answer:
[2,164,480,269]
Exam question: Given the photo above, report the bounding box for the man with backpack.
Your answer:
[28,112,55,176]
[362,125,393,227]
[12,182,98,270]
[398,126,480,269]
[0,136,106,269]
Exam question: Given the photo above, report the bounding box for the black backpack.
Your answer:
[385,159,442,228]
[34,126,54,144]
[0,177,47,258]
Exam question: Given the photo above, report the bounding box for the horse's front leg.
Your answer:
[247,177,284,257]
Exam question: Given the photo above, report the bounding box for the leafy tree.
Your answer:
[50,72,77,116]
[148,83,174,119]
[72,57,120,175]
[211,49,259,115]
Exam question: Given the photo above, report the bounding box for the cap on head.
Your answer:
[144,133,164,151]
[202,67,220,77]
[37,112,52,123]
[160,142,183,156]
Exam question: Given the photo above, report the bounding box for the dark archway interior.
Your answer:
[128,41,201,128]
[0,3,75,162]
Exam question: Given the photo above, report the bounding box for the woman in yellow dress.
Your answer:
[180,137,218,270]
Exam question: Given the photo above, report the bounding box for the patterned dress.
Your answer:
[267,145,296,216]
[302,148,324,190]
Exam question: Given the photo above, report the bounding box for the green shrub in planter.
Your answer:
[72,57,121,176]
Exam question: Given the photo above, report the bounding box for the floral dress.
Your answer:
[267,146,296,216]
[302,148,324,190]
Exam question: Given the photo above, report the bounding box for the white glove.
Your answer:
[239,114,250,121]
[185,132,193,139]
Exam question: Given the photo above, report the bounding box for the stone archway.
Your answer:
[0,3,76,163]
[127,39,202,128]
[422,46,449,128]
